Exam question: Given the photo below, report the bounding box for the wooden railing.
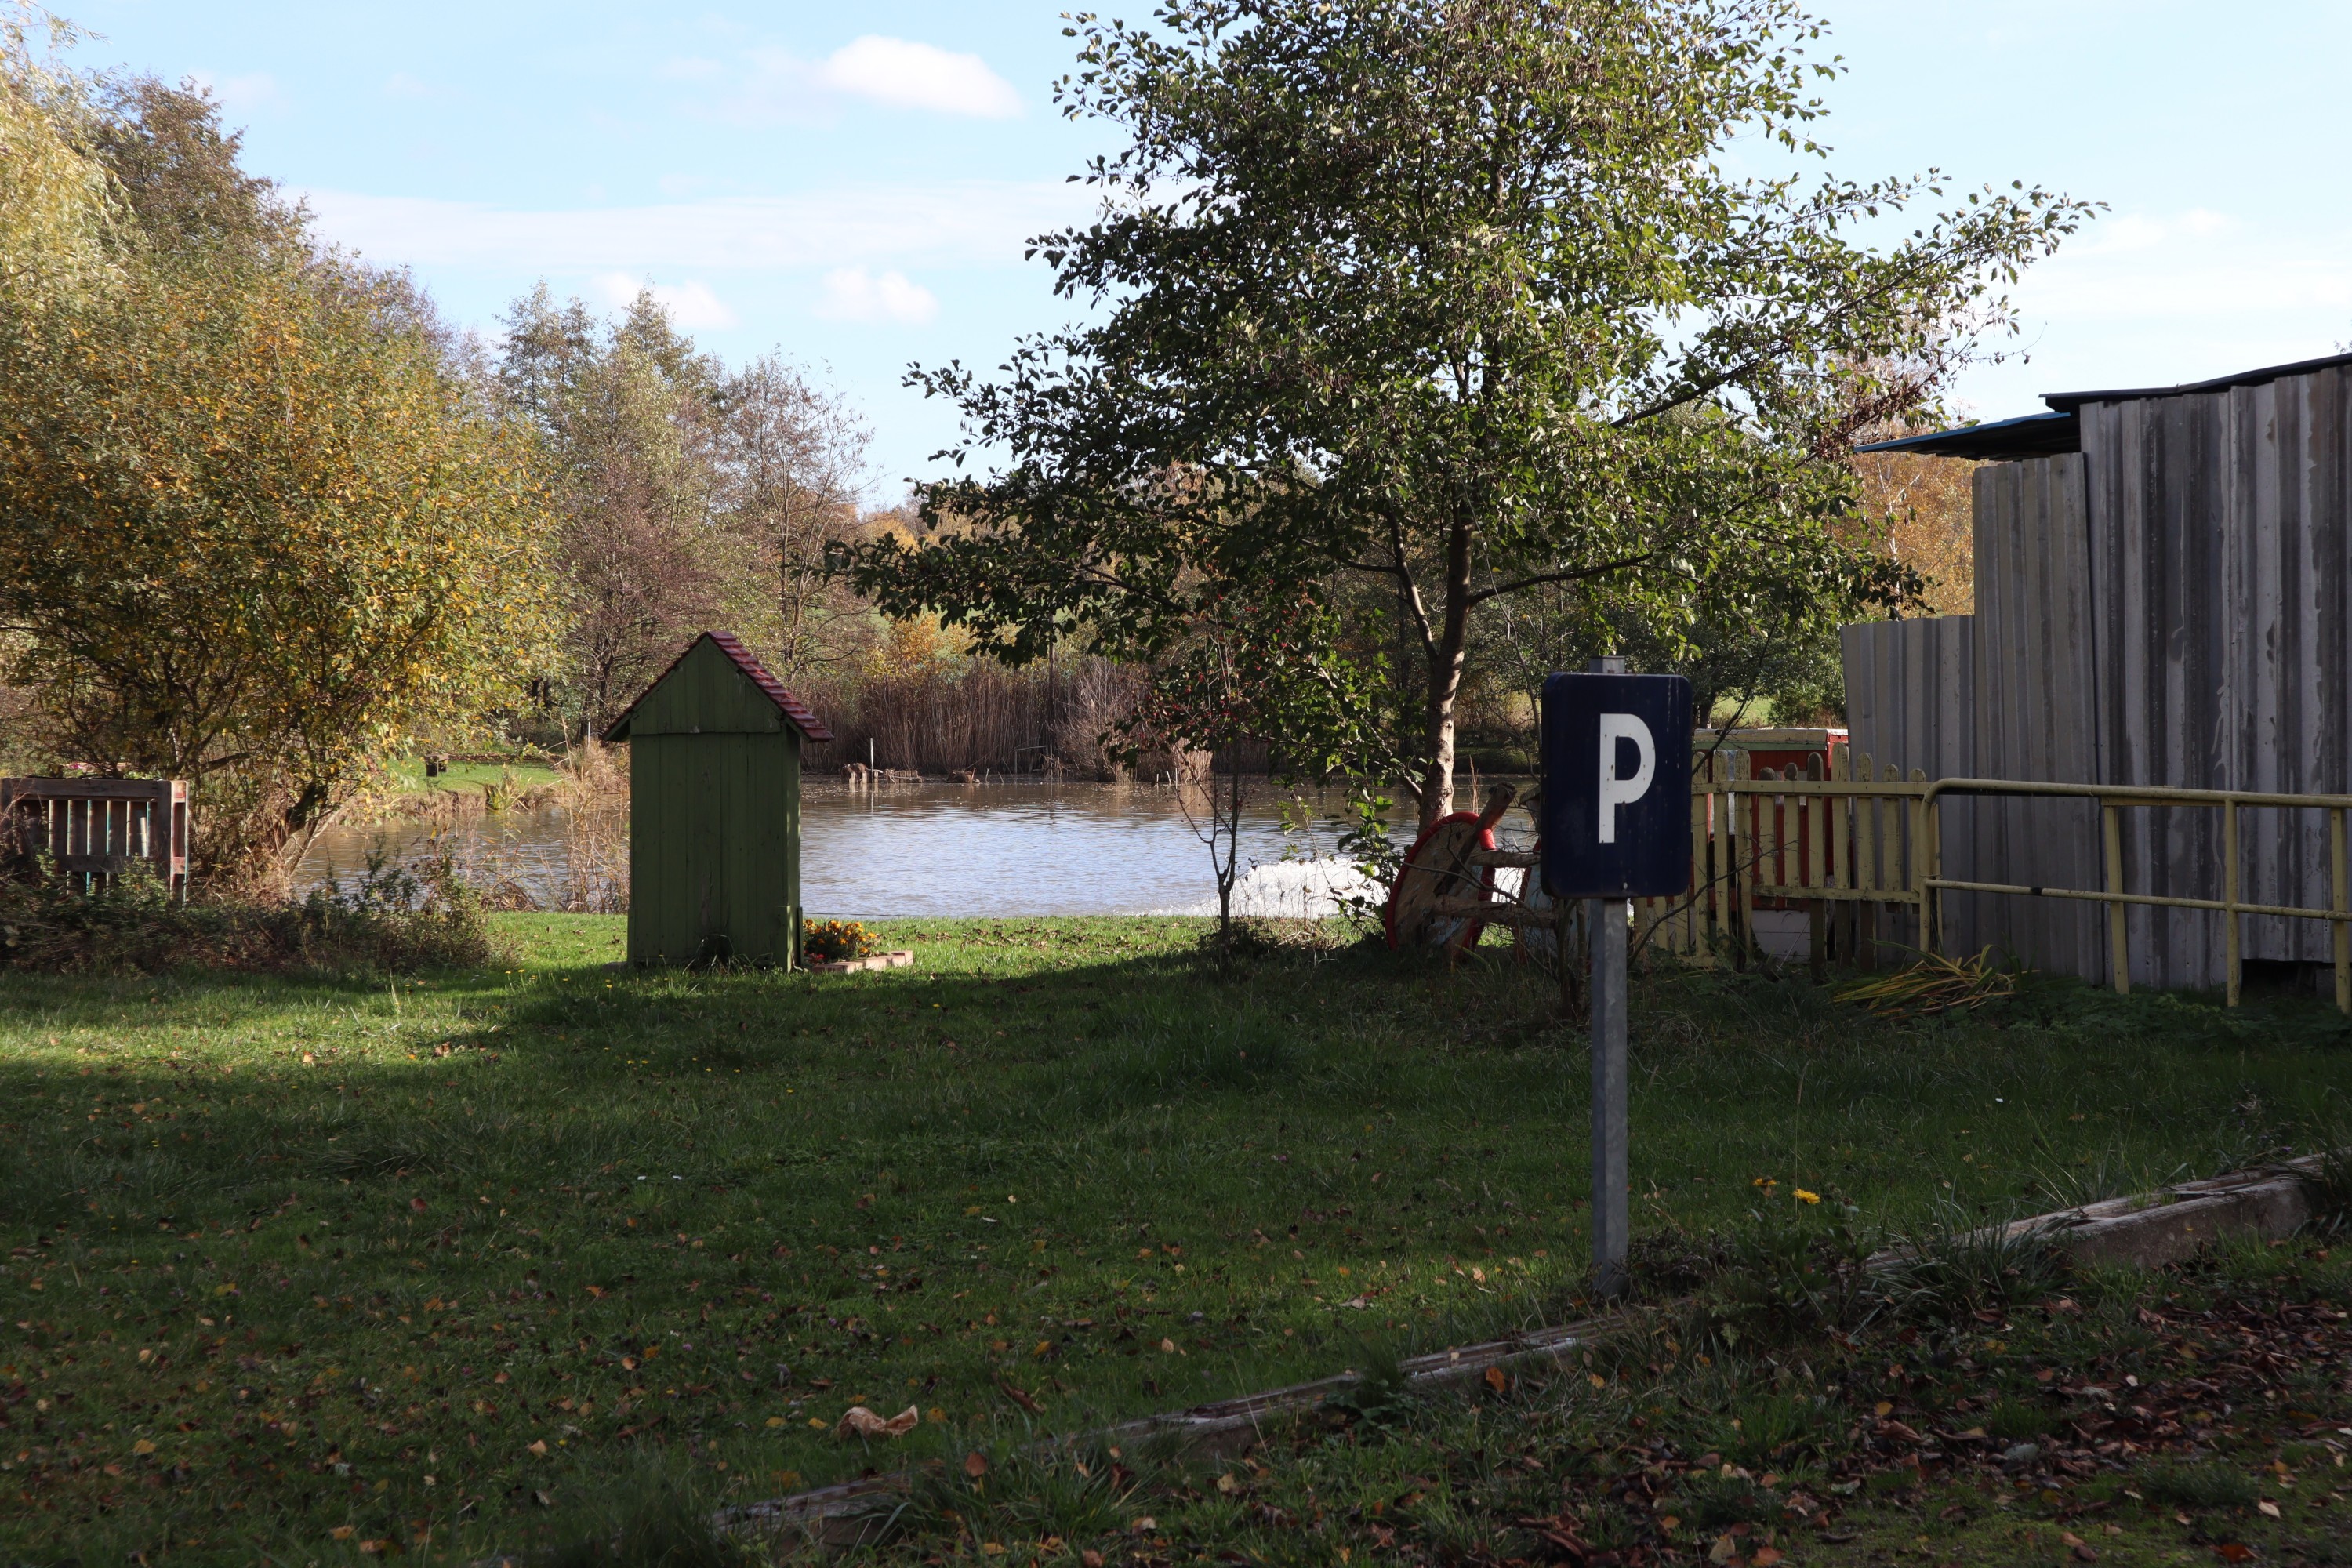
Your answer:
[1,776,190,898]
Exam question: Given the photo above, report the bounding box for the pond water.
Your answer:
[294,781,1540,920]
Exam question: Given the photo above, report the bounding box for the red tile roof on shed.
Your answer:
[601,630,834,744]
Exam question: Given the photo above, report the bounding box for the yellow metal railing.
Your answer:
[1919,779,2352,1011]
[1432,757,2352,1011]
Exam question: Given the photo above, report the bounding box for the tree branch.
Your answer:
[1465,551,1657,608]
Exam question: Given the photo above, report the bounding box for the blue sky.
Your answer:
[62,2,2352,499]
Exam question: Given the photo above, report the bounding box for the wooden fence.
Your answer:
[1633,746,1931,973]
[1,777,190,898]
[1454,748,1933,974]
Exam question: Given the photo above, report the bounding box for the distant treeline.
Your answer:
[794,657,1273,779]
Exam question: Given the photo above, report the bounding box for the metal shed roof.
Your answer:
[1855,347,2352,461]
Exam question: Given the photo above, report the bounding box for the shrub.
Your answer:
[0,849,498,975]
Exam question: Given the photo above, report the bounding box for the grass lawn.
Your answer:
[382,755,564,797]
[5,914,2352,1564]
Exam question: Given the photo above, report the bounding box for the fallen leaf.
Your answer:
[1874,1400,1893,1417]
[1081,1553,1105,1568]
[528,1440,548,1456]
[1216,1472,1240,1494]
[2257,1501,2281,1519]
[330,1526,357,1541]
[132,1439,156,1455]
[836,1404,920,1439]
[998,1379,1044,1415]
[1484,1366,1507,1393]
[2215,1548,2254,1564]
[964,1451,989,1479]
[408,1197,427,1213]
[1160,1338,1177,1353]
[1754,1549,1784,1567]
[1708,1533,1738,1565]
[1132,1517,1157,1534]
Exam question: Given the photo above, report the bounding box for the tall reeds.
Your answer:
[797,655,1160,779]
[553,742,630,913]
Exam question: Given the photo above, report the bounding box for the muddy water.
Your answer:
[293,781,1538,920]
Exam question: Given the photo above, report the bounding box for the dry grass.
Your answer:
[552,741,629,913]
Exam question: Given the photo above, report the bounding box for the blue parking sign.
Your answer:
[1540,672,1693,898]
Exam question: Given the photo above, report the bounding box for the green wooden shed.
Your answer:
[603,631,833,967]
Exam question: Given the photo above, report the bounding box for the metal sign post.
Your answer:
[1541,660,1692,1299]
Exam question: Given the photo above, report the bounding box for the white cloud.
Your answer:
[298,182,1090,272]
[684,35,1022,125]
[815,267,938,325]
[818,36,1022,119]
[591,274,740,330]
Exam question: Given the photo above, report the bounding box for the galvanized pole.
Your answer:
[1588,655,1629,1299]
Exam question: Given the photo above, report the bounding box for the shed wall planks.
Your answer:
[2082,361,2352,988]
[1842,360,2352,993]
[1968,455,2106,981]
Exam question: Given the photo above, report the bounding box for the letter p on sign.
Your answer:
[1540,673,1693,898]
[1595,714,1655,843]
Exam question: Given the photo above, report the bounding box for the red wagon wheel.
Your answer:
[1384,812,1497,948]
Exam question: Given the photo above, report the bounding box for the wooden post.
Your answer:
[1806,753,1826,982]
[1915,770,1938,956]
[2223,798,2241,1007]
[1734,750,1757,968]
[2103,801,2129,996]
[2333,808,2350,1016]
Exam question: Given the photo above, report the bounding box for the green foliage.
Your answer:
[845,0,2089,822]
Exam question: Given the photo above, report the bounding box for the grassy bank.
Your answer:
[5,916,2352,1563]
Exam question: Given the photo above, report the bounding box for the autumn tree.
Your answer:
[720,354,870,682]
[844,0,2088,826]
[500,289,869,735]
[0,72,557,881]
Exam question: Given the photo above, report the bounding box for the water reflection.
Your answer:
[296,780,1537,919]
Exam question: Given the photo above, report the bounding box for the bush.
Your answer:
[0,850,499,975]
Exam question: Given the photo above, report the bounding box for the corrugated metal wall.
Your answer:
[2082,361,2352,987]
[1840,360,2352,991]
